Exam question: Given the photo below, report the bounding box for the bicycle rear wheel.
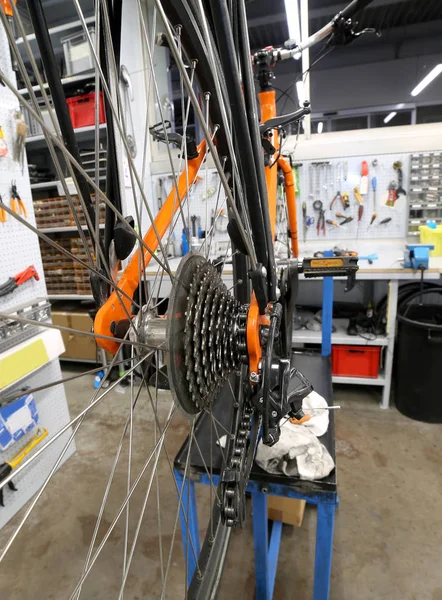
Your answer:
[0,0,267,598]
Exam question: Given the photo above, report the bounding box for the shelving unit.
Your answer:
[39,224,105,234]
[293,318,388,347]
[18,72,94,96]
[27,123,106,146]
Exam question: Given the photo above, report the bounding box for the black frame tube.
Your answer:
[209,0,276,300]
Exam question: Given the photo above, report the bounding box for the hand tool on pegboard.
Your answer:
[393,161,406,196]
[379,217,392,225]
[0,194,6,223]
[0,428,48,507]
[313,200,325,236]
[326,219,339,228]
[10,180,27,217]
[369,175,377,226]
[0,266,39,297]
[360,160,369,194]
[386,181,397,207]
[0,125,8,158]
[13,111,27,171]
[335,212,353,226]
[341,192,350,209]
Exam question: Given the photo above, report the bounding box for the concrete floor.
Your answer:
[1,367,442,600]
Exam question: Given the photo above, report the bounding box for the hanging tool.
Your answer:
[313,200,325,236]
[0,126,8,158]
[357,204,364,222]
[386,181,397,207]
[14,111,27,171]
[302,202,307,242]
[0,195,6,223]
[354,187,364,205]
[330,191,341,210]
[360,160,369,194]
[336,213,353,226]
[370,175,377,225]
[0,428,48,507]
[341,192,350,209]
[326,219,339,228]
[343,161,348,181]
[393,161,406,196]
[190,215,198,238]
[0,265,39,297]
[379,217,392,225]
[10,181,27,217]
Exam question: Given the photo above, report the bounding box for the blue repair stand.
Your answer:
[174,263,337,599]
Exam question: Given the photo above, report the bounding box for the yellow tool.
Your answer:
[0,194,6,223]
[0,428,48,506]
[0,126,8,158]
[353,187,364,204]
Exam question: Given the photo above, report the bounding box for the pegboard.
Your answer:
[0,361,75,528]
[294,153,409,243]
[0,22,75,528]
[151,167,230,257]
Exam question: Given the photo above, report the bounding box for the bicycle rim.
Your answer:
[0,0,263,598]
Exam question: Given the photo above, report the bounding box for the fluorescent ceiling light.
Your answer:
[384,111,397,124]
[296,81,305,106]
[284,0,301,46]
[317,121,324,134]
[396,103,405,109]
[411,64,442,97]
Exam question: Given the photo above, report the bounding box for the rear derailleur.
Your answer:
[251,303,313,447]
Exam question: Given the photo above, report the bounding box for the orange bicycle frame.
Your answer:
[94,140,206,354]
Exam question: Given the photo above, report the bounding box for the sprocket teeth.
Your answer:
[181,258,248,412]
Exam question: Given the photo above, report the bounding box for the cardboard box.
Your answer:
[267,496,306,527]
[52,310,98,361]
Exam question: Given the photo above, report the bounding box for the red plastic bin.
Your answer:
[331,345,381,378]
[66,92,105,128]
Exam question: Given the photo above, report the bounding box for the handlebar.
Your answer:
[277,0,374,60]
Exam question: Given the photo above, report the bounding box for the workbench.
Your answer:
[144,240,442,409]
[174,352,337,600]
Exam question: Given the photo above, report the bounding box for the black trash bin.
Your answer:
[396,289,442,422]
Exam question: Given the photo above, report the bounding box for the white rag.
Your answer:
[255,391,335,481]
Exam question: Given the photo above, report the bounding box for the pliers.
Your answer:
[316,208,325,236]
[10,180,27,218]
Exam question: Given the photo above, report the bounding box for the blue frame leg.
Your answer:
[321,249,334,357]
[174,468,200,585]
[252,491,270,600]
[313,502,336,600]
[252,492,283,600]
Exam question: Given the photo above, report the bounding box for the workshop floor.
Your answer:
[1,367,441,600]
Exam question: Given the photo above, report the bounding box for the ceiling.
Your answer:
[246,0,442,51]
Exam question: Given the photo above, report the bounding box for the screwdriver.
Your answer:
[326,219,339,228]
[370,176,377,225]
[336,212,353,225]
[302,202,307,242]
[379,217,392,225]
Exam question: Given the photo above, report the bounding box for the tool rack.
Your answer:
[0,23,74,527]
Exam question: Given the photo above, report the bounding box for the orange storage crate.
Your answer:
[331,345,381,378]
[66,92,105,128]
